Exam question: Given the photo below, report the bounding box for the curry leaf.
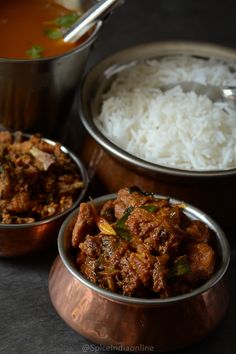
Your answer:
[114,228,131,241]
[168,255,190,279]
[141,205,158,213]
[115,206,134,229]
[129,186,153,196]
[114,206,134,241]
[25,45,44,59]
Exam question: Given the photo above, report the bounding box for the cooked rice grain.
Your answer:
[95,56,236,170]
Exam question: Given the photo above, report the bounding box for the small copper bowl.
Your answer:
[49,194,230,352]
[0,136,88,257]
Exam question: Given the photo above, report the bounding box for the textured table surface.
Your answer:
[1,0,236,353]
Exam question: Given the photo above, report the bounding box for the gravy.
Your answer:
[0,0,87,59]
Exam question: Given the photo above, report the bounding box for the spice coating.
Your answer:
[0,131,83,224]
[72,187,216,298]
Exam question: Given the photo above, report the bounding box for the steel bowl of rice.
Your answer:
[78,41,236,226]
[0,130,88,257]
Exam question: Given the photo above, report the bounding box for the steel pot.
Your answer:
[0,0,101,138]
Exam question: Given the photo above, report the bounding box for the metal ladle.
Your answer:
[63,0,123,43]
[161,81,236,104]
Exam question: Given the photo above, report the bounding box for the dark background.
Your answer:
[1,1,236,353]
[90,0,236,64]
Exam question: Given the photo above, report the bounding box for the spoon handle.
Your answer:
[161,81,236,103]
[64,0,123,43]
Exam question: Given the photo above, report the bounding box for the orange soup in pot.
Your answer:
[0,0,88,59]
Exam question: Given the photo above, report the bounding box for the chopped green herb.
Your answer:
[44,28,62,40]
[44,12,79,28]
[141,205,158,213]
[0,165,3,173]
[168,255,190,279]
[25,45,44,59]
[43,12,80,42]
[55,13,79,28]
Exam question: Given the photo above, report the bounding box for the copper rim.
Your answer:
[58,193,230,306]
[0,134,89,230]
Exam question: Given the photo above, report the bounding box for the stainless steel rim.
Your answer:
[58,193,230,306]
[0,20,103,63]
[79,41,236,178]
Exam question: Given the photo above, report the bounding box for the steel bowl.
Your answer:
[49,193,230,352]
[0,135,88,258]
[0,0,102,139]
[78,41,236,226]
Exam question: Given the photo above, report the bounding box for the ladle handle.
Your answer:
[63,0,123,43]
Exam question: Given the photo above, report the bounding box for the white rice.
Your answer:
[94,56,236,170]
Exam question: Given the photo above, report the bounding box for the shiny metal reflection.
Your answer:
[63,0,123,43]
[0,0,101,138]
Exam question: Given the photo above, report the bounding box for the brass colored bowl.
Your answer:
[0,136,88,257]
[78,41,236,226]
[49,194,230,352]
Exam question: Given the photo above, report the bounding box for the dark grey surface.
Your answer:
[1,0,236,353]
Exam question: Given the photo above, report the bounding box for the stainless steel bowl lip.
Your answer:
[79,41,236,179]
[58,193,230,306]
[0,20,103,63]
[0,134,89,230]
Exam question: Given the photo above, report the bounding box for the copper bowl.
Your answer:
[49,194,230,352]
[78,41,236,227]
[0,135,88,257]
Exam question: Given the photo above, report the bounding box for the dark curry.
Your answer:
[0,0,88,59]
[72,187,216,298]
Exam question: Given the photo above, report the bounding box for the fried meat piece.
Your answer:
[186,242,215,284]
[153,254,170,297]
[7,192,32,213]
[118,253,140,295]
[114,187,153,219]
[72,187,217,299]
[126,207,184,255]
[186,220,210,243]
[72,202,95,248]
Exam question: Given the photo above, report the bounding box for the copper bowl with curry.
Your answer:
[49,188,230,352]
[0,131,88,257]
[79,41,236,227]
